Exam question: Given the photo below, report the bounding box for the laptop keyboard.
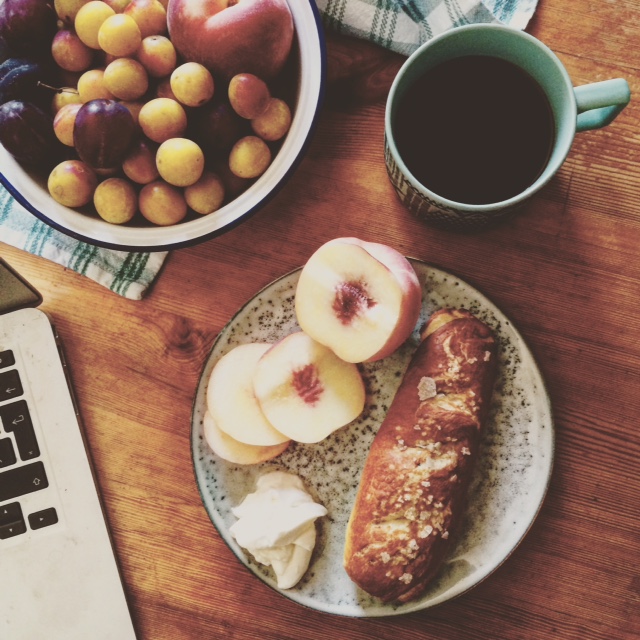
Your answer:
[0,349,58,541]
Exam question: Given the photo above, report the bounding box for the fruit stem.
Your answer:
[37,82,79,95]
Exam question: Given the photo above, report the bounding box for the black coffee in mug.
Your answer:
[393,55,555,205]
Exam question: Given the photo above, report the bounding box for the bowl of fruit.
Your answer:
[0,0,325,250]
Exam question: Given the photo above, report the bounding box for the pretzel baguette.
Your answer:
[343,308,498,603]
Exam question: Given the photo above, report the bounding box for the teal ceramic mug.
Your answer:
[384,24,631,231]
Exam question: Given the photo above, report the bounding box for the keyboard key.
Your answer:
[0,400,39,460]
[0,461,48,502]
[0,502,26,540]
[0,369,23,402]
[0,438,16,468]
[0,350,15,370]
[28,507,58,530]
[0,501,22,523]
[0,520,26,539]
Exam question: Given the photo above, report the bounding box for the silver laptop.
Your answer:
[0,258,138,639]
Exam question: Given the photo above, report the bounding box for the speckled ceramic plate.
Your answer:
[191,260,554,617]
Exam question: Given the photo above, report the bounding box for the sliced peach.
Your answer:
[206,342,290,446]
[252,331,365,444]
[294,237,422,363]
[203,411,290,465]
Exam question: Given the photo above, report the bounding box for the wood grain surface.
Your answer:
[2,1,639,638]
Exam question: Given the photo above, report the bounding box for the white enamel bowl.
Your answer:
[0,0,325,251]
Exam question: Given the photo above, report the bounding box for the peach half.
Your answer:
[252,331,366,444]
[294,237,422,363]
[206,342,290,446]
[203,411,289,465]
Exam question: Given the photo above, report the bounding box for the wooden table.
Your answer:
[2,1,639,637]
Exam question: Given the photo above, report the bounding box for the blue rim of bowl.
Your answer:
[0,0,327,253]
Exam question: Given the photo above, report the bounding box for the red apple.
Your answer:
[166,0,294,81]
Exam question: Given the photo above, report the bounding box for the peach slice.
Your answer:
[294,237,422,363]
[207,342,290,446]
[252,331,366,444]
[203,411,289,465]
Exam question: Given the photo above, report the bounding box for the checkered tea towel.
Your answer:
[316,0,539,56]
[0,184,167,301]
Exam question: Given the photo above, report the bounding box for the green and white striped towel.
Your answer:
[0,185,168,300]
[316,0,538,56]
[0,0,536,300]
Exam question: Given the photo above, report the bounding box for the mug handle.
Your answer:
[574,78,631,132]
